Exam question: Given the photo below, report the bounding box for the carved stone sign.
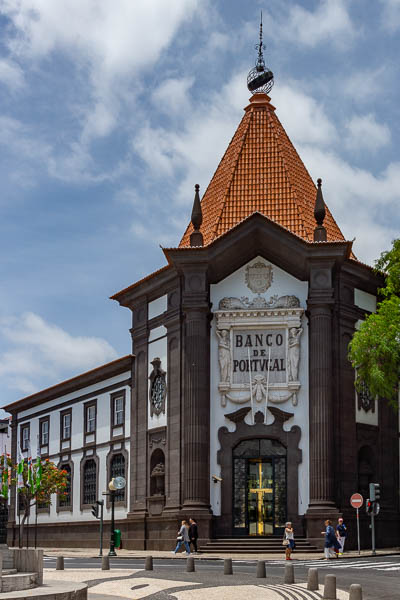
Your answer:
[245,261,273,294]
[231,329,286,384]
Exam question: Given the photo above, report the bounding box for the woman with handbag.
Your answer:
[283,522,295,560]
[172,520,191,555]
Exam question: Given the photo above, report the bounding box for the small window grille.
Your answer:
[83,459,96,505]
[110,454,125,502]
[59,464,72,507]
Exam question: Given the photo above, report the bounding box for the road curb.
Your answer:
[44,550,400,562]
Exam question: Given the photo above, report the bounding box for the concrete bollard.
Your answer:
[284,562,294,584]
[256,560,266,578]
[349,584,363,600]
[224,558,233,575]
[307,567,319,591]
[56,556,64,570]
[101,556,110,570]
[186,556,195,572]
[323,574,337,599]
[145,556,153,571]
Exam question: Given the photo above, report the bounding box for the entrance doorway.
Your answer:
[233,439,287,536]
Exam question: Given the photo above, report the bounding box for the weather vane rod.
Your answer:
[247,11,274,95]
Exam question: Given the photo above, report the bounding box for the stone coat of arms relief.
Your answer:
[215,261,304,409]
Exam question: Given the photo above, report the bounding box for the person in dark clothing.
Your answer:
[189,518,199,553]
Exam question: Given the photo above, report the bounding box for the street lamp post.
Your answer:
[108,489,116,557]
[107,476,126,558]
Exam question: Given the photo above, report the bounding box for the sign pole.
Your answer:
[350,493,363,555]
[371,510,376,556]
[356,507,360,555]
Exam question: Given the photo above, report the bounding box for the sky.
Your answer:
[1,0,400,409]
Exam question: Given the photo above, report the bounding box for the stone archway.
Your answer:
[215,406,302,537]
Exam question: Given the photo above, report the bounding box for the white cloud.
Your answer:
[340,66,390,104]
[0,312,118,397]
[273,84,337,146]
[151,77,194,116]
[380,0,400,32]
[267,0,356,49]
[344,114,391,152]
[299,145,400,263]
[0,58,24,90]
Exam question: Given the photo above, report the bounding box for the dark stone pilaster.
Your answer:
[129,302,148,528]
[306,265,340,542]
[163,289,182,513]
[181,268,211,510]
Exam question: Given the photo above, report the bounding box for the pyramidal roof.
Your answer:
[180,93,346,248]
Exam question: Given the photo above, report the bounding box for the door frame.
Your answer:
[216,406,302,537]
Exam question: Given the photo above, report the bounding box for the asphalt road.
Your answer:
[44,555,400,599]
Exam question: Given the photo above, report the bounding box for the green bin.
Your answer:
[114,529,122,549]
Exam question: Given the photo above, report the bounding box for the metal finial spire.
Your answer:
[256,12,265,72]
[247,13,274,95]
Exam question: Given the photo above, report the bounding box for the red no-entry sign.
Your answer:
[350,493,364,509]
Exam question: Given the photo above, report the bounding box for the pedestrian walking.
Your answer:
[283,521,295,560]
[172,520,191,555]
[336,517,347,555]
[322,519,340,559]
[189,518,199,554]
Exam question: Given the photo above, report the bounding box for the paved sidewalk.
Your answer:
[44,566,351,599]
[42,546,400,561]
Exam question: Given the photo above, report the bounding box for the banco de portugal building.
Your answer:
[6,64,399,551]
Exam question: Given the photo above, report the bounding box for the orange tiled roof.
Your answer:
[180,93,346,247]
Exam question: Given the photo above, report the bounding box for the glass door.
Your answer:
[247,459,274,535]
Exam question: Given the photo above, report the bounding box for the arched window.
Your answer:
[110,454,125,502]
[59,464,72,507]
[83,459,97,505]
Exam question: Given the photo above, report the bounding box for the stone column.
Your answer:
[181,269,211,510]
[306,265,340,542]
[308,304,335,506]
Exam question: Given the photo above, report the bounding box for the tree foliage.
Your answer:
[0,455,68,544]
[348,239,400,408]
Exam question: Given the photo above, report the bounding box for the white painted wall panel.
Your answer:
[210,256,309,516]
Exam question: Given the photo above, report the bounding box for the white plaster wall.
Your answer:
[210,256,309,516]
[147,334,167,430]
[16,371,131,523]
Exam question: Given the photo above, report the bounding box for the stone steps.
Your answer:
[199,536,320,554]
[1,572,38,593]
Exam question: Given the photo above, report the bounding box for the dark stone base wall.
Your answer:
[7,512,213,551]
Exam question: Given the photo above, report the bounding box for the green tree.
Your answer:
[0,455,68,544]
[348,238,400,408]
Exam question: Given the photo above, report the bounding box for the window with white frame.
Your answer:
[40,419,49,445]
[62,412,71,440]
[113,395,124,426]
[21,425,30,451]
[86,404,96,433]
